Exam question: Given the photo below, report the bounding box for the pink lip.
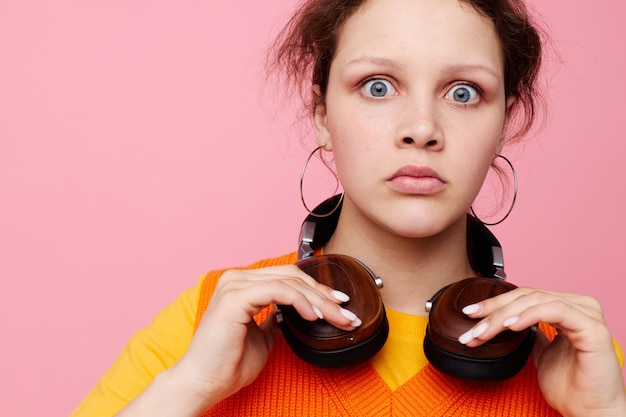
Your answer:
[387,166,446,195]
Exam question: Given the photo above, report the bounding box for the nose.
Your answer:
[396,102,444,150]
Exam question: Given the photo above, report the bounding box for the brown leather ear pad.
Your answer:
[424,277,535,379]
[276,254,388,368]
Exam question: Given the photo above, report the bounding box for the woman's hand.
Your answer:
[459,288,626,417]
[169,264,361,412]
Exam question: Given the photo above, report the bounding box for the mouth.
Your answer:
[387,166,447,195]
[389,166,444,181]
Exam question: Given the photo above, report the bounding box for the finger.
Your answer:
[213,277,361,331]
[226,266,352,304]
[460,298,609,351]
[259,313,282,348]
[461,287,603,322]
[531,328,551,365]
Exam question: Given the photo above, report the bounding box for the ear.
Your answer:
[505,95,517,119]
[497,96,518,154]
[313,85,332,151]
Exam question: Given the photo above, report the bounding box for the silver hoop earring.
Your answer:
[300,146,344,218]
[470,154,518,226]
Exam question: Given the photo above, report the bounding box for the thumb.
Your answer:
[531,329,551,366]
[259,313,282,348]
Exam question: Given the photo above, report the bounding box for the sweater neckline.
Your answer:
[319,356,470,415]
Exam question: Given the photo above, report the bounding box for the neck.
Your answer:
[323,204,474,316]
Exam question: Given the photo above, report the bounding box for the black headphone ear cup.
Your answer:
[277,254,389,367]
[424,277,535,379]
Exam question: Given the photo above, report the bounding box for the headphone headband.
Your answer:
[298,194,343,259]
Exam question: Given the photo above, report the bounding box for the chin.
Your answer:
[384,219,452,240]
[380,210,466,240]
[349,193,468,239]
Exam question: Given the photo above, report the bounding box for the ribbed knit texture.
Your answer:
[195,253,561,416]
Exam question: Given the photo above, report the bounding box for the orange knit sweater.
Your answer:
[195,253,561,417]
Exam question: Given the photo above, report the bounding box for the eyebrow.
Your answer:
[440,63,501,80]
[345,56,500,80]
[346,56,404,70]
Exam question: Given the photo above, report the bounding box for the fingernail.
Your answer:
[459,322,489,344]
[312,306,324,320]
[340,308,358,322]
[503,316,519,327]
[350,318,362,327]
[331,290,350,303]
[459,330,474,344]
[459,323,489,345]
[462,304,480,315]
[472,322,489,338]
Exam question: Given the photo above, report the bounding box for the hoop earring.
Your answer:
[470,154,518,226]
[300,146,344,218]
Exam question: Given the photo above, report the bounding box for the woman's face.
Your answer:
[315,0,511,238]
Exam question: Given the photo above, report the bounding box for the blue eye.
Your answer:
[363,79,395,98]
[446,84,479,103]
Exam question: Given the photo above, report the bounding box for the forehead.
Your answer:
[334,0,504,75]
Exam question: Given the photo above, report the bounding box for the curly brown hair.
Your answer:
[268,0,544,142]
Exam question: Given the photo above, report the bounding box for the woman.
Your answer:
[71,0,626,415]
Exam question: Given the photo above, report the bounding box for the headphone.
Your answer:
[276,195,535,379]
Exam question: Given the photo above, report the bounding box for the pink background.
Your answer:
[1,1,625,415]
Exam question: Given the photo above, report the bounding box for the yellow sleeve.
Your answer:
[69,277,203,417]
[614,339,624,368]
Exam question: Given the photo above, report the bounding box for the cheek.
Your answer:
[451,120,503,187]
[455,145,500,205]
[326,107,377,156]
[457,112,505,157]
[326,122,382,192]
[326,104,392,149]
